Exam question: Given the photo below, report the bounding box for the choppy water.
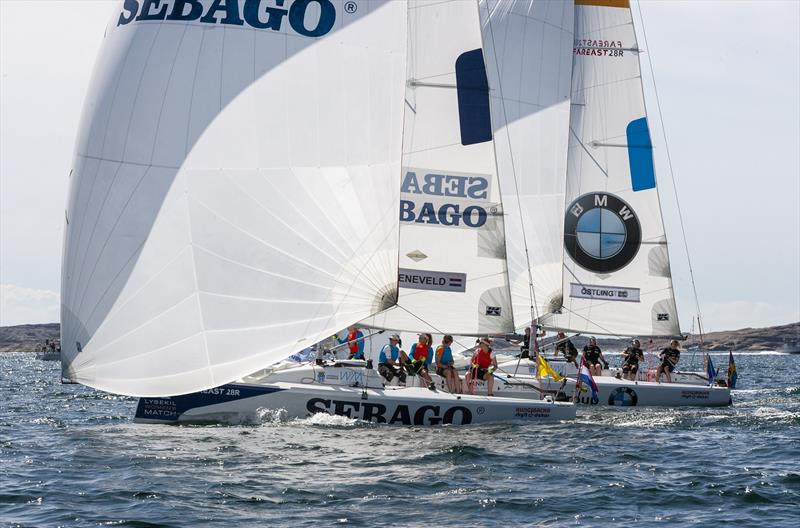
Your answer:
[1,352,798,527]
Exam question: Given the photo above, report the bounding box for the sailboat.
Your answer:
[492,0,732,406]
[60,0,579,425]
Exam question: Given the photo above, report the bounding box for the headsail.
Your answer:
[61,1,408,396]
[479,0,575,328]
[542,0,681,337]
[362,0,514,335]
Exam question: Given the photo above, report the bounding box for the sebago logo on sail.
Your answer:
[400,169,492,229]
[117,0,337,37]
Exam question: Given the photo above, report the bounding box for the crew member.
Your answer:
[465,337,498,396]
[509,326,546,359]
[555,331,579,368]
[337,326,365,360]
[656,340,681,383]
[582,337,608,376]
[621,339,644,380]
[378,334,405,384]
[435,335,461,394]
[402,334,435,390]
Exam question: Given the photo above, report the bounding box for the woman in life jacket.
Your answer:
[656,340,681,383]
[435,335,461,394]
[465,337,498,396]
[336,326,365,359]
[400,334,435,390]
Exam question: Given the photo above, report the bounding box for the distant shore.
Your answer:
[2,321,797,353]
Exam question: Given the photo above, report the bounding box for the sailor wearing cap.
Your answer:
[377,334,406,385]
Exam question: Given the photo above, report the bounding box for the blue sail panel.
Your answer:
[455,49,492,146]
[626,117,656,191]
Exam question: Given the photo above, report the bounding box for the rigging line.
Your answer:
[570,127,609,179]
[635,0,702,338]
[480,2,540,327]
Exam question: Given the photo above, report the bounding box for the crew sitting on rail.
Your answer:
[554,331,579,367]
[582,337,608,376]
[656,340,681,383]
[378,334,406,385]
[336,326,365,360]
[435,334,461,394]
[465,337,498,396]
[621,339,645,380]
[400,334,435,390]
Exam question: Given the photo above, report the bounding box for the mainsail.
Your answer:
[61,1,408,396]
[542,0,681,337]
[361,0,514,335]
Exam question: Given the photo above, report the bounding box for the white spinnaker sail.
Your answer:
[61,1,408,396]
[541,0,680,337]
[479,0,575,328]
[361,0,514,336]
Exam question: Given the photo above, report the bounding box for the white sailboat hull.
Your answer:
[492,358,731,407]
[134,381,575,426]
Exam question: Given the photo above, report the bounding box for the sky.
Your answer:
[0,0,798,332]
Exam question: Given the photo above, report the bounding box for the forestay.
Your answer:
[361,0,514,335]
[61,0,408,396]
[479,0,575,328]
[541,0,680,337]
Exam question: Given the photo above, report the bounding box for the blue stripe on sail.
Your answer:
[455,49,492,146]
[626,117,656,191]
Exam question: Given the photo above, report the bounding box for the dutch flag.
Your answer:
[579,363,599,401]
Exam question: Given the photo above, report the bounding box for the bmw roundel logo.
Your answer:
[608,387,638,407]
[564,193,641,273]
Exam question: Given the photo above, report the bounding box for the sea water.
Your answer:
[1,352,798,527]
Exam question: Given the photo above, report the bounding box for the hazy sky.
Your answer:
[1,0,798,332]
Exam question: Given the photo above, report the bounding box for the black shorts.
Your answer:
[379,363,405,382]
[406,362,428,376]
[622,363,639,374]
[587,360,602,368]
[470,367,490,380]
[660,360,675,373]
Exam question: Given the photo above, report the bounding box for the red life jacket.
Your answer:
[411,343,430,363]
[474,348,492,369]
[347,331,359,354]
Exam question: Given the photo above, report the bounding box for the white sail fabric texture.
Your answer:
[61,1,408,396]
[542,0,680,337]
[362,0,514,336]
[479,0,575,329]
